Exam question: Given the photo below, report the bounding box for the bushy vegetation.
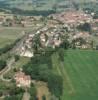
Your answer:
[77,23,92,32]
[29,83,37,100]
[4,86,24,100]
[0,81,24,100]
[0,60,6,71]
[14,55,20,62]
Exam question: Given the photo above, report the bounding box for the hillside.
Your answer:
[0,0,97,11]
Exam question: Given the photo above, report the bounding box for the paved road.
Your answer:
[0,58,15,82]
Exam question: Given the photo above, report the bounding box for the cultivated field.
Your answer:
[0,27,33,48]
[52,50,98,100]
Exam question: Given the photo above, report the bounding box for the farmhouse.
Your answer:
[14,71,31,87]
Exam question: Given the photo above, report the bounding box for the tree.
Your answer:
[42,95,46,100]
[4,86,24,100]
[58,48,65,62]
[4,94,23,100]
[29,83,37,100]
[14,55,20,62]
[0,91,3,97]
[32,34,41,54]
[9,86,24,96]
[96,45,98,50]
[0,60,6,71]
[90,40,94,49]
[48,73,63,98]
[77,23,92,33]
[60,34,70,49]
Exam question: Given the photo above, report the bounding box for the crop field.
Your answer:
[52,50,98,100]
[0,27,33,48]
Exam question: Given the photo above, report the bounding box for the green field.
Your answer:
[0,27,34,48]
[52,50,98,100]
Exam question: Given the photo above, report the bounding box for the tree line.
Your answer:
[0,60,6,71]
[0,38,20,56]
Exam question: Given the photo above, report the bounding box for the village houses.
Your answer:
[14,71,31,87]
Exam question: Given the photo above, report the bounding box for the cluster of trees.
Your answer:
[4,95,22,100]
[14,55,20,62]
[23,54,52,81]
[0,60,6,71]
[48,73,63,98]
[9,8,56,16]
[0,82,24,100]
[0,38,20,56]
[77,23,92,33]
[58,48,65,62]
[4,86,24,100]
[0,7,56,16]
[0,44,13,55]
[28,83,37,100]
[23,47,63,99]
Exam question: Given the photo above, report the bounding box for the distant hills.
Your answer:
[0,0,97,16]
[0,0,97,11]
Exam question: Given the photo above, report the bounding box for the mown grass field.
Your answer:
[52,50,98,100]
